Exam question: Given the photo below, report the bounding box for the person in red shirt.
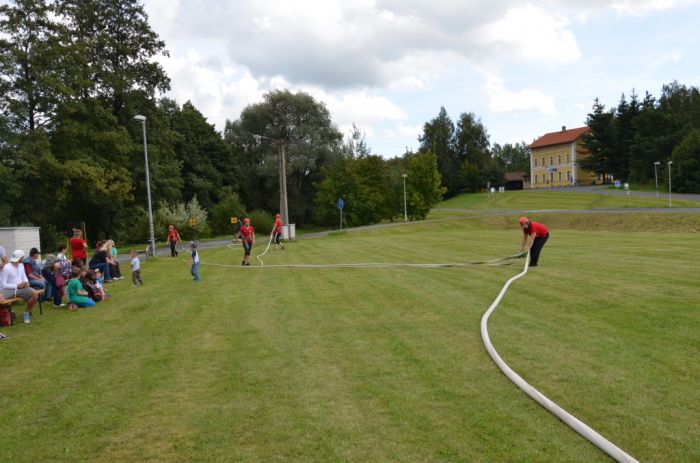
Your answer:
[519,217,549,267]
[273,213,284,250]
[69,228,88,265]
[167,225,181,257]
[238,218,256,266]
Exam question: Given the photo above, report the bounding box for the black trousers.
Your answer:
[530,233,549,266]
[170,241,178,257]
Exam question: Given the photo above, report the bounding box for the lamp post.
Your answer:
[402,173,408,222]
[653,161,660,199]
[134,115,156,256]
[667,161,673,208]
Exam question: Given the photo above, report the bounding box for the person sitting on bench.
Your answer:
[0,250,39,323]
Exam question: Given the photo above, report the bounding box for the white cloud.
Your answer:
[478,5,580,63]
[649,50,683,69]
[484,75,557,115]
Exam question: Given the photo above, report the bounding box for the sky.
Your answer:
[11,0,700,157]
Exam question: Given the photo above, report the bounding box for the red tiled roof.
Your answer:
[528,126,589,149]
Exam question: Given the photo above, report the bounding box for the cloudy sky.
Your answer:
[146,1,696,155]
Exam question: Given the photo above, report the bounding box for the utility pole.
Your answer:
[654,161,660,199]
[667,161,673,208]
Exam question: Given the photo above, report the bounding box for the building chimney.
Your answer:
[561,125,566,131]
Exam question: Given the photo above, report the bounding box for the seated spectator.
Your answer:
[93,269,108,299]
[70,228,88,266]
[41,254,67,307]
[104,240,122,280]
[82,270,106,302]
[23,248,48,298]
[0,245,7,270]
[56,243,68,262]
[0,250,38,323]
[66,266,95,309]
[88,241,112,282]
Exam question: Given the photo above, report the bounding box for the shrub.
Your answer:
[248,209,274,236]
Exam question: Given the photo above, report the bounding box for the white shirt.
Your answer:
[0,262,29,290]
[131,257,141,271]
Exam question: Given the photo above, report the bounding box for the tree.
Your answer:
[224,89,343,225]
[406,151,445,220]
[581,98,615,181]
[0,0,65,132]
[670,129,700,193]
[419,107,459,196]
[56,0,170,120]
[165,100,229,210]
[454,112,491,191]
[492,142,531,172]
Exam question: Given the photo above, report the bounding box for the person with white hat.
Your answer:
[0,250,39,323]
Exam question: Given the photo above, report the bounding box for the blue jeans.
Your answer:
[76,299,96,308]
[191,262,200,281]
[89,262,111,280]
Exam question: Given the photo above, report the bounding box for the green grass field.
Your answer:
[437,189,700,210]
[1,214,698,462]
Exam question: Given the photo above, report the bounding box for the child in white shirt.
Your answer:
[130,250,143,286]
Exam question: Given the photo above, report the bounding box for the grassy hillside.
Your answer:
[437,190,700,210]
[1,215,698,462]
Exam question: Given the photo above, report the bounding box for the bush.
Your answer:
[210,188,246,236]
[248,209,274,236]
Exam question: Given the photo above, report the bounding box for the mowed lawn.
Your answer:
[1,218,698,462]
[437,189,700,210]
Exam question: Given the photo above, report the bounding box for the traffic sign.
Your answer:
[337,198,344,210]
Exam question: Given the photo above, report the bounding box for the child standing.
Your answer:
[130,250,143,286]
[190,241,200,281]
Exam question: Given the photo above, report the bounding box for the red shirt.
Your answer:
[239,225,255,243]
[274,219,283,234]
[167,229,180,242]
[70,237,87,260]
[523,221,548,237]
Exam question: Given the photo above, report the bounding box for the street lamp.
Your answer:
[402,173,408,222]
[667,161,673,208]
[653,161,660,199]
[134,115,156,256]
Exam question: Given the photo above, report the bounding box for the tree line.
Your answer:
[0,0,452,250]
[581,82,700,192]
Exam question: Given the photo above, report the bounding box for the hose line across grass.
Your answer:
[480,254,639,463]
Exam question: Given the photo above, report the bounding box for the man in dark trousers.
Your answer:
[519,217,549,267]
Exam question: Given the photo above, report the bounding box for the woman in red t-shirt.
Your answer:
[519,217,549,267]
[237,218,255,266]
[167,225,181,257]
[69,228,88,265]
[273,213,284,250]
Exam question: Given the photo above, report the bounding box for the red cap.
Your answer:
[519,217,529,225]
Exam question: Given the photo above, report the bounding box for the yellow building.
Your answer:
[527,126,597,188]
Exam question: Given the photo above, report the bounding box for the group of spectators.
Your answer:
[0,229,131,339]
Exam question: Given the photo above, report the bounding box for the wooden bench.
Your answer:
[0,289,45,326]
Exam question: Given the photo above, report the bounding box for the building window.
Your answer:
[567,171,571,181]
[558,155,561,164]
[549,156,553,165]
[534,174,538,184]
[534,158,538,167]
[558,171,562,182]
[566,154,570,164]
[550,172,553,183]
